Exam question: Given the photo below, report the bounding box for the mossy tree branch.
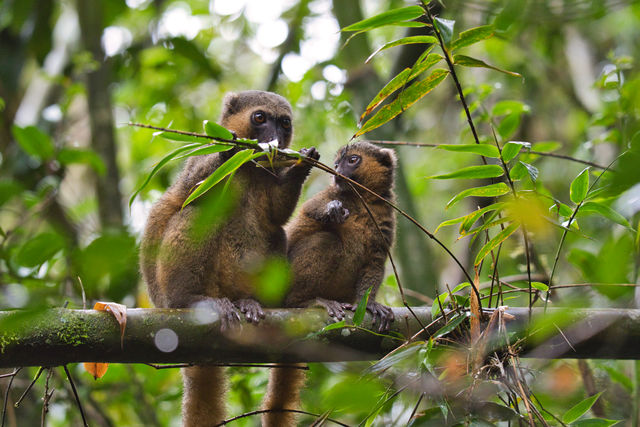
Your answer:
[1,307,639,368]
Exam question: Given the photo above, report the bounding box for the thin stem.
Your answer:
[215,409,349,427]
[15,367,44,408]
[63,365,88,427]
[544,155,621,311]
[365,140,608,170]
[1,368,21,427]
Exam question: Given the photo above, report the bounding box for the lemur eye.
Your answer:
[348,155,360,165]
[280,117,291,130]
[252,111,266,124]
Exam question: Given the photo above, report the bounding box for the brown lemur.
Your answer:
[262,141,397,427]
[139,90,319,426]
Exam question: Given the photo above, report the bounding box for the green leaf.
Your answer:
[0,180,25,207]
[437,144,500,158]
[446,182,510,209]
[520,162,539,182]
[433,313,467,339]
[434,17,455,45]
[427,164,504,180]
[204,120,234,140]
[431,292,449,318]
[366,36,437,63]
[175,144,233,160]
[342,6,424,32]
[321,320,346,332]
[497,114,521,140]
[550,202,574,217]
[452,282,471,293]
[532,141,562,153]
[450,25,494,51]
[509,161,527,180]
[531,141,562,153]
[502,141,530,162]
[129,143,204,208]
[570,168,590,204]
[531,281,549,291]
[458,202,505,233]
[570,418,620,427]
[491,100,530,117]
[353,287,372,326]
[361,53,443,120]
[366,342,423,374]
[453,54,522,77]
[57,148,106,175]
[15,232,65,268]
[494,0,525,31]
[182,149,258,208]
[578,201,632,229]
[474,222,520,265]
[160,131,209,143]
[12,125,55,161]
[562,392,603,424]
[355,69,448,137]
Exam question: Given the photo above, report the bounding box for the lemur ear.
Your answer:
[379,148,397,168]
[222,92,240,116]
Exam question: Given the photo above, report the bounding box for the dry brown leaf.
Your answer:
[83,362,109,380]
[82,302,127,379]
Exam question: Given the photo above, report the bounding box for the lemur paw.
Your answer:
[235,298,265,324]
[300,146,320,161]
[367,302,394,332]
[315,298,349,321]
[212,297,242,332]
[324,200,349,224]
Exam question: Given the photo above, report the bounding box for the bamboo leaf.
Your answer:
[204,120,234,140]
[570,168,590,204]
[570,419,619,427]
[175,144,232,160]
[366,36,437,63]
[450,25,494,51]
[355,69,449,137]
[182,149,257,208]
[342,6,424,32]
[446,183,510,209]
[437,144,500,158]
[353,287,372,326]
[361,53,443,120]
[12,125,55,161]
[502,141,530,162]
[455,202,505,234]
[531,282,549,291]
[453,54,522,77]
[428,164,504,180]
[520,162,539,182]
[578,201,632,229]
[433,313,467,339]
[434,17,455,45]
[129,143,204,208]
[474,222,520,265]
[160,131,209,143]
[562,392,603,424]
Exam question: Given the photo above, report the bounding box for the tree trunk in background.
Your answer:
[76,0,123,229]
[332,0,438,298]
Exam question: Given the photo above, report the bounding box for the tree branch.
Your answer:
[2,307,640,368]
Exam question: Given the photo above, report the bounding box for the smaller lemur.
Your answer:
[285,141,396,328]
[262,142,397,427]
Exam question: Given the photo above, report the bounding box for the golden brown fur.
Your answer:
[262,142,397,426]
[140,91,317,426]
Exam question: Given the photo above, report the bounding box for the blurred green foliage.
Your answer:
[1,0,640,425]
